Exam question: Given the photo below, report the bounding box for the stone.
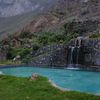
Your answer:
[30,73,38,81]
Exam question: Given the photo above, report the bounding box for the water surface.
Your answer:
[0,67,100,94]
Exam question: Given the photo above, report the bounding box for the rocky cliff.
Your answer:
[29,37,100,70]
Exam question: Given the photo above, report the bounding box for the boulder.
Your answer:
[30,73,38,81]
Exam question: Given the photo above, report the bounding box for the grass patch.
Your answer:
[0,75,100,100]
[0,60,22,65]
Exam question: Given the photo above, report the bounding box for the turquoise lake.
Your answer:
[0,67,100,94]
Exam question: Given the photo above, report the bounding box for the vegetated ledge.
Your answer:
[0,75,100,100]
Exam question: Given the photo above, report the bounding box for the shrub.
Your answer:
[89,33,100,38]
[20,32,32,38]
[32,43,41,51]
[7,47,31,59]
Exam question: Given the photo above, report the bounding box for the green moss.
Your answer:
[89,33,100,39]
[0,75,100,100]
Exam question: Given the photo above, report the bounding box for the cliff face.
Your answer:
[29,44,67,67]
[29,38,100,70]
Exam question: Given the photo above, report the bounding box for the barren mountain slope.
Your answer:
[0,0,100,40]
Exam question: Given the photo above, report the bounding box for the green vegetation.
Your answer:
[5,30,79,63]
[0,75,100,100]
[31,31,79,46]
[7,47,32,59]
[0,60,21,65]
[5,46,33,64]
[89,33,100,39]
[1,21,80,63]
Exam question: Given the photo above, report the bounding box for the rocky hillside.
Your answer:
[0,0,100,39]
[17,0,100,36]
[57,0,100,21]
[0,0,58,39]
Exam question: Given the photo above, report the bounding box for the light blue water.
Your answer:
[0,67,100,94]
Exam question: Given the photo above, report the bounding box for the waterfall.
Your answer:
[76,46,80,64]
[69,46,80,65]
[67,37,84,66]
[70,46,75,64]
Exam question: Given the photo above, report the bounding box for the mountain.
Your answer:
[20,0,100,36]
[0,12,38,39]
[0,0,58,39]
[0,0,57,17]
[0,0,100,40]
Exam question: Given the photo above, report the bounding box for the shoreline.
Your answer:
[0,64,100,72]
[0,65,100,95]
[49,80,68,92]
[49,80,100,96]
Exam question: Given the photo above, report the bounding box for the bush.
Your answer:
[33,31,80,46]
[7,47,17,59]
[48,33,66,44]
[22,54,32,63]
[89,33,100,38]
[20,48,31,59]
[63,21,83,35]
[7,47,31,59]
[32,43,41,51]
[19,32,33,38]
[38,35,49,45]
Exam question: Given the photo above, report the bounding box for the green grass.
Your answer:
[0,60,22,65]
[0,75,100,100]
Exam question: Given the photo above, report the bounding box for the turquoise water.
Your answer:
[0,67,100,94]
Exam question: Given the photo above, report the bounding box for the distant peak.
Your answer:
[0,0,57,17]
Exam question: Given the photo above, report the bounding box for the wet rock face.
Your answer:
[85,38,100,66]
[69,38,100,66]
[29,38,100,67]
[29,44,67,67]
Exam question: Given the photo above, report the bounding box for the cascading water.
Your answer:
[76,46,80,64]
[67,37,84,68]
[70,46,75,64]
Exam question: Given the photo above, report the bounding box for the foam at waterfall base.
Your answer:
[66,64,80,70]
